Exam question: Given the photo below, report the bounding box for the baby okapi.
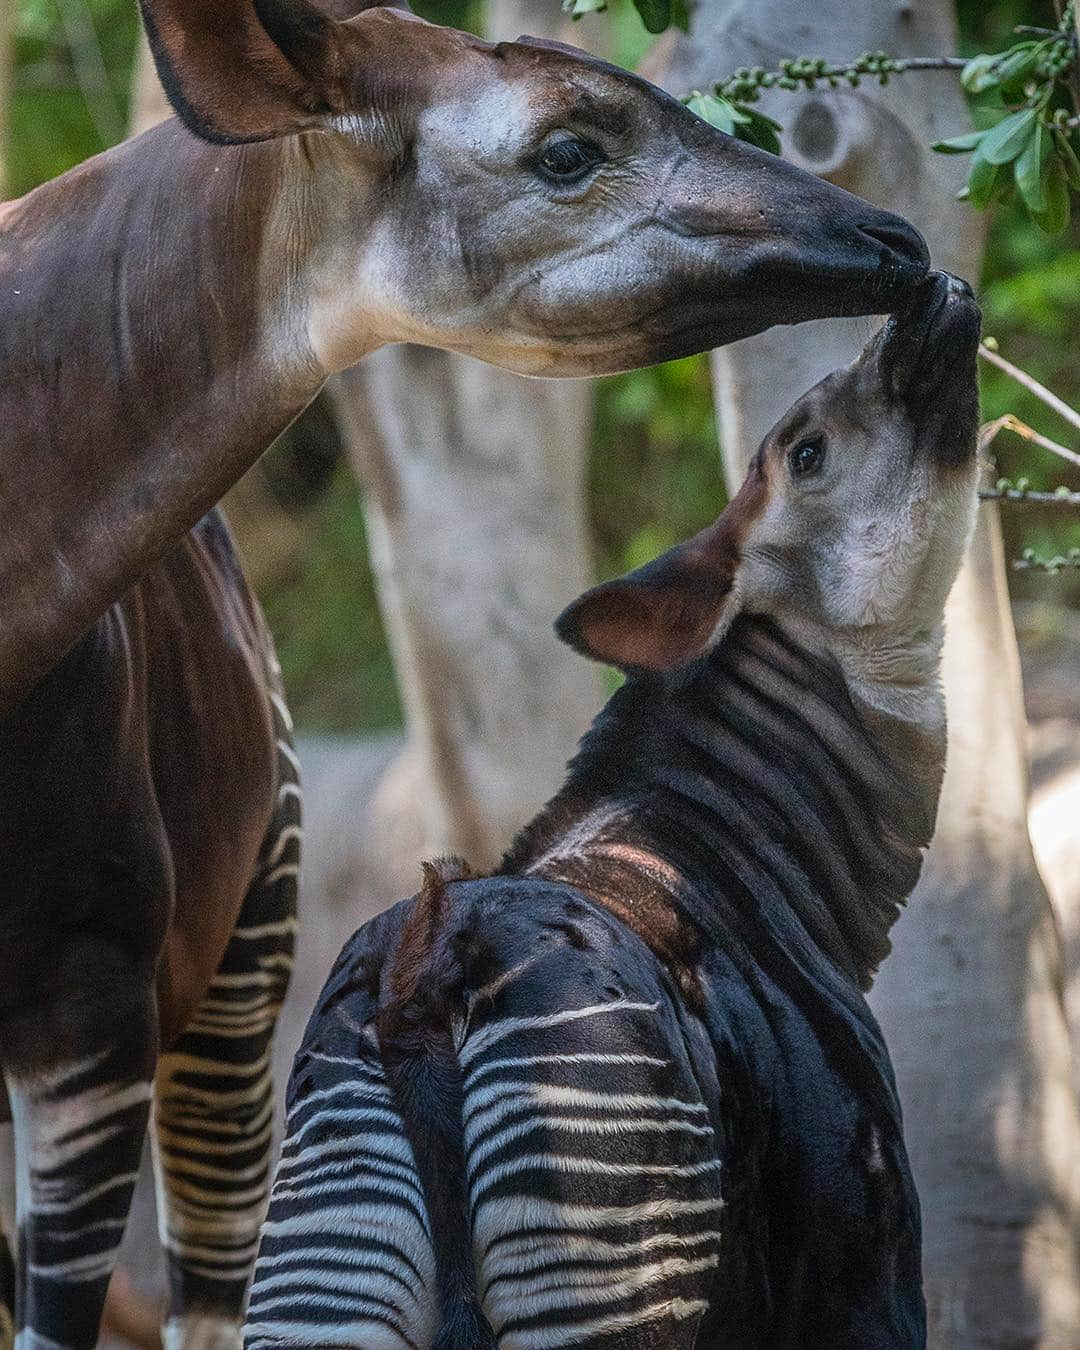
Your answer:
[245,272,981,1349]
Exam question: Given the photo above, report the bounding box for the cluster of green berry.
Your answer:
[1014,548,1080,574]
[716,52,910,105]
[985,478,1080,505]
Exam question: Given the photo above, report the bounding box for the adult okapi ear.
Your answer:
[138,0,408,144]
[556,469,766,673]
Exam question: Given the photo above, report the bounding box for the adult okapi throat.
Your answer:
[0,0,927,714]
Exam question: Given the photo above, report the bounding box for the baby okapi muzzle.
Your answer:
[246,275,980,1350]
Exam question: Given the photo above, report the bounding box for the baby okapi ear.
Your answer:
[139,0,387,143]
[557,466,768,673]
[556,517,744,674]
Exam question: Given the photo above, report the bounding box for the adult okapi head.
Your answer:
[139,0,930,375]
[559,271,981,705]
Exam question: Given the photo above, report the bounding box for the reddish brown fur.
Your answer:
[389,857,473,1006]
[0,513,279,1068]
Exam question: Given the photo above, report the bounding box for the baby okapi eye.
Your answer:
[789,439,826,479]
[536,136,605,185]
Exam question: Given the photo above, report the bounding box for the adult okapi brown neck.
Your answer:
[0,0,928,713]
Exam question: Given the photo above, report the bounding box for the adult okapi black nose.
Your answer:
[858,215,931,273]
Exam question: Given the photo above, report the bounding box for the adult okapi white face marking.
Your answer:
[558,272,981,690]
[141,0,930,377]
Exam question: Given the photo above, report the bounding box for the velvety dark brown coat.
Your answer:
[0,510,279,1072]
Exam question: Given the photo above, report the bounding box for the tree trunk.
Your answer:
[129,30,173,138]
[331,1,603,868]
[664,2,1080,1344]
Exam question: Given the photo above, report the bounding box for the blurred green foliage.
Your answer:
[4,0,1078,728]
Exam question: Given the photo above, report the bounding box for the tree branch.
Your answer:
[978,412,1080,469]
[978,345,1080,466]
[980,486,1080,506]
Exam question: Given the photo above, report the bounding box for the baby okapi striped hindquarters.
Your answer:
[245,273,981,1349]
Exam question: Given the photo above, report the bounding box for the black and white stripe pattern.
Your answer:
[244,1038,438,1349]
[246,896,722,1349]
[458,996,720,1348]
[155,691,299,1347]
[7,1034,156,1349]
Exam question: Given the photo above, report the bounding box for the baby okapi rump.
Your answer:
[245,273,980,1350]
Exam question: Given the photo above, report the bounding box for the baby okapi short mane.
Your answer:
[247,274,979,1349]
[511,273,981,991]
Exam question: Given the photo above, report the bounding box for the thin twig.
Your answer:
[894,56,968,71]
[978,412,1080,468]
[978,346,1080,463]
[980,487,1080,505]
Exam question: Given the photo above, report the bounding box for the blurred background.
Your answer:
[4,0,1076,734]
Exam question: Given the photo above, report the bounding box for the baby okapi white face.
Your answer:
[559,272,981,693]
[140,0,930,376]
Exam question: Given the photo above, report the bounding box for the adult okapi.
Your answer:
[246,272,981,1349]
[1,0,931,1344]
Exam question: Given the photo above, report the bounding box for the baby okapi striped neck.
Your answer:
[505,273,982,990]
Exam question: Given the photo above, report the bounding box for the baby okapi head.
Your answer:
[140,0,929,374]
[559,272,981,718]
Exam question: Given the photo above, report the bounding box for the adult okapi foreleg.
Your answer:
[6,1006,157,1348]
[153,702,299,1349]
[0,1216,14,1347]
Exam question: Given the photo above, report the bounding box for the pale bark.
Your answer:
[332,1,603,867]
[665,2,1080,1344]
[129,30,173,138]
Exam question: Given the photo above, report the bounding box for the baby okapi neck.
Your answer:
[503,615,945,991]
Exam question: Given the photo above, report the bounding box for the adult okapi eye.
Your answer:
[789,439,826,479]
[536,136,604,185]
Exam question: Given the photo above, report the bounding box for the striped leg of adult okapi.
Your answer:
[153,716,299,1350]
[6,1019,157,1349]
[0,1211,15,1348]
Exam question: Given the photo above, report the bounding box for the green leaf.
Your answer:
[965,147,1007,208]
[978,107,1038,165]
[1031,154,1071,234]
[1052,128,1080,191]
[564,0,607,15]
[1015,120,1050,213]
[961,52,1003,93]
[632,0,673,33]
[736,107,783,155]
[932,130,986,154]
[991,42,1042,93]
[686,92,737,135]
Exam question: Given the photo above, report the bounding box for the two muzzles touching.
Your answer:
[244,271,981,1350]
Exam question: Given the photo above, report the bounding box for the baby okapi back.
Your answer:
[246,272,981,1350]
